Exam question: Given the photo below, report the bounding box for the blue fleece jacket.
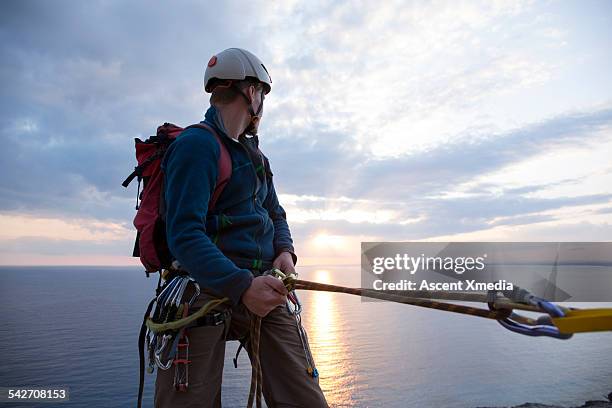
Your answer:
[161,106,295,305]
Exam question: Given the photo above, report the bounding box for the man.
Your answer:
[155,48,328,407]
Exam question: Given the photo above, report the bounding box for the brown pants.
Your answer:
[154,292,328,408]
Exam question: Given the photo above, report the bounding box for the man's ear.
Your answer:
[247,84,256,101]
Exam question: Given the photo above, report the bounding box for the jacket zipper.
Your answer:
[236,142,265,272]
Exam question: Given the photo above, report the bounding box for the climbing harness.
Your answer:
[138,268,612,408]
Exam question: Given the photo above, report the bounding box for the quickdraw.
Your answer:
[147,275,200,372]
[287,289,319,379]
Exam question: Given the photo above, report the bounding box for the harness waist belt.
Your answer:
[190,310,229,327]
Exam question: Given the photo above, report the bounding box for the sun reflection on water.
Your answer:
[302,270,356,407]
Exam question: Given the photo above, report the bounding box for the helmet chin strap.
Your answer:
[234,84,264,136]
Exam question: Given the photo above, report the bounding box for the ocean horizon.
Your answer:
[1,266,610,407]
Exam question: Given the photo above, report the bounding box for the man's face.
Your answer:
[246,84,265,135]
[249,84,265,117]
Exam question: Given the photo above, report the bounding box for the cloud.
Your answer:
[259,0,578,155]
[0,236,130,257]
[0,214,130,241]
[268,107,612,200]
[0,1,268,219]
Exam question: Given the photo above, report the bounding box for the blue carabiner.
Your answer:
[497,318,573,340]
[535,299,565,318]
[489,297,572,340]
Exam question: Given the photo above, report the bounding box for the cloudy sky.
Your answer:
[1,0,611,266]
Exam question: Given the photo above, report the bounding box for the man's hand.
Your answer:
[242,275,288,317]
[272,251,296,274]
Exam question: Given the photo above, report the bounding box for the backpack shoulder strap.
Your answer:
[261,153,273,180]
[185,123,232,210]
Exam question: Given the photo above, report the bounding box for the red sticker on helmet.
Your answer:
[208,55,217,67]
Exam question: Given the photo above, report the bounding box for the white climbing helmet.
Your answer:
[204,48,272,94]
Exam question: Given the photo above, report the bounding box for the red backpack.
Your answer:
[122,122,232,275]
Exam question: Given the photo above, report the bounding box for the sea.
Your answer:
[0,266,610,408]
